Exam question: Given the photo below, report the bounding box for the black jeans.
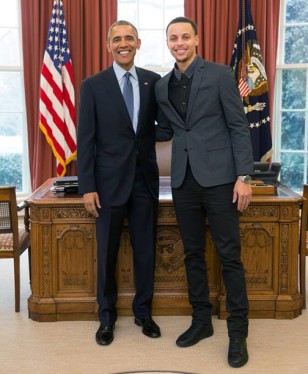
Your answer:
[172,166,249,338]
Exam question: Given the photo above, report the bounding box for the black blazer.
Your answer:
[155,56,254,188]
[77,66,161,205]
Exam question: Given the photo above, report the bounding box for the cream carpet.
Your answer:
[0,252,308,374]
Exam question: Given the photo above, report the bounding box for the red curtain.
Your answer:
[20,0,117,191]
[184,0,280,137]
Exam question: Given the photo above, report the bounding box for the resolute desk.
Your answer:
[26,177,304,322]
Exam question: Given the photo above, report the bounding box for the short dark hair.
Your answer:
[166,17,198,36]
[107,20,139,41]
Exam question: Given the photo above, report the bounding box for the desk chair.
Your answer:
[0,186,31,312]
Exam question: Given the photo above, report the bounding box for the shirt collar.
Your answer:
[113,61,137,81]
[173,56,198,80]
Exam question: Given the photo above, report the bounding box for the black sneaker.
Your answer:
[228,337,249,368]
[176,323,214,347]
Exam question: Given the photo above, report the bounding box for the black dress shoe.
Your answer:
[228,337,249,368]
[134,317,161,338]
[95,324,115,346]
[176,323,214,347]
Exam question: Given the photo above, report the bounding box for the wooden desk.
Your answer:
[26,177,304,321]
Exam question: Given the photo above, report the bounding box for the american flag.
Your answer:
[39,0,76,176]
[238,77,251,98]
[230,0,273,162]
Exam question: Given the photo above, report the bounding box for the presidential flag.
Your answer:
[230,0,273,162]
[39,0,76,176]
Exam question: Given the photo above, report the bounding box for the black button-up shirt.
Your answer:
[168,57,198,121]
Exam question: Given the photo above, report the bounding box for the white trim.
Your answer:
[276,64,308,69]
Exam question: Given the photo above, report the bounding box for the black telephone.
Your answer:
[252,162,281,185]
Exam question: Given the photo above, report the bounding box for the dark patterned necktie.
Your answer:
[123,72,134,123]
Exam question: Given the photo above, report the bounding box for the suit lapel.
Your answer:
[136,68,147,133]
[186,57,206,124]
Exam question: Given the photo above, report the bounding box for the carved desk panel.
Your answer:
[26,178,303,321]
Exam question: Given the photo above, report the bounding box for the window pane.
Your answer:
[0,0,18,27]
[280,153,304,191]
[0,153,22,192]
[284,26,308,64]
[281,112,305,150]
[0,112,23,145]
[164,0,184,28]
[0,28,20,65]
[139,0,163,29]
[0,0,29,194]
[282,70,306,109]
[0,71,23,111]
[118,0,183,73]
[117,0,137,24]
[275,0,308,194]
[0,112,23,192]
[137,30,164,68]
[286,0,308,23]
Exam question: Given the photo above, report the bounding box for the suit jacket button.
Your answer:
[185,129,190,132]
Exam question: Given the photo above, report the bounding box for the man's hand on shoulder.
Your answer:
[83,192,101,217]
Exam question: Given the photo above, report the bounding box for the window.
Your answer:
[274,0,308,192]
[118,0,184,75]
[0,0,30,194]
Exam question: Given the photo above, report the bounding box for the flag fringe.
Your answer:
[40,122,76,176]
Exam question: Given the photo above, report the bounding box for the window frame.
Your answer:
[274,0,308,192]
[117,0,184,76]
[0,0,30,196]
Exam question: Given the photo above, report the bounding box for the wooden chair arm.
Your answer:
[17,201,30,232]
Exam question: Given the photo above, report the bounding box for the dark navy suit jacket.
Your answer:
[77,66,160,205]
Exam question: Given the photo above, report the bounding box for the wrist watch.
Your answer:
[238,175,252,184]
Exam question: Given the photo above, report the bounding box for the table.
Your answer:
[26,177,304,321]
